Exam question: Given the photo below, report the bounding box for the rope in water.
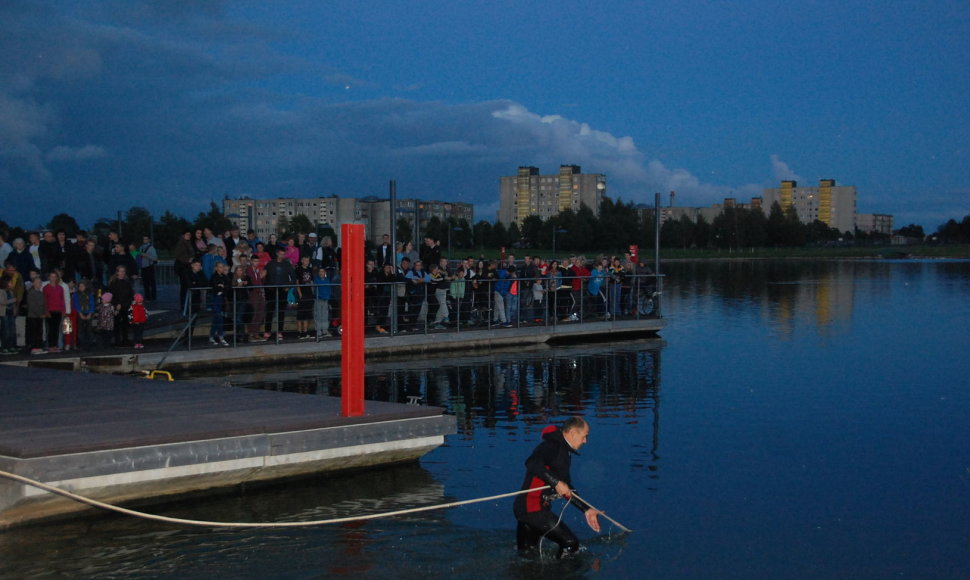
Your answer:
[0,469,552,528]
[1,469,631,531]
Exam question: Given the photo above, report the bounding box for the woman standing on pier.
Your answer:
[42,270,71,353]
[108,266,134,347]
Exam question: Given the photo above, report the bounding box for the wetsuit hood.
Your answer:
[542,427,580,456]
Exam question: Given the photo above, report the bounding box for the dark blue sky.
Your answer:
[2,0,967,231]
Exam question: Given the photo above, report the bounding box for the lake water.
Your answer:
[2,259,968,578]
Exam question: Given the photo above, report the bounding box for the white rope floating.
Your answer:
[0,469,549,528]
[0,469,631,531]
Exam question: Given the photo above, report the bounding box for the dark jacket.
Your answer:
[264,258,295,287]
[513,428,591,518]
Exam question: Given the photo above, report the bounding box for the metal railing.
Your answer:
[169,272,663,350]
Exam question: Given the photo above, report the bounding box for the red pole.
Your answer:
[341,224,365,417]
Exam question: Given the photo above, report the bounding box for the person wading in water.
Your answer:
[513,416,601,558]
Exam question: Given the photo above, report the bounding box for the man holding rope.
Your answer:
[513,416,601,558]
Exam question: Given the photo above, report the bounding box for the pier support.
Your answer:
[340,224,365,417]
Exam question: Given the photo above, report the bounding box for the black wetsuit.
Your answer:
[513,428,592,557]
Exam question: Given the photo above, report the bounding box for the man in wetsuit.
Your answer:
[513,417,601,557]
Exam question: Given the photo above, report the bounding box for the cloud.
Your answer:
[46,145,109,162]
[491,102,740,204]
[0,1,775,228]
[393,140,488,157]
[770,154,802,182]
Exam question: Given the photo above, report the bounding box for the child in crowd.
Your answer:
[0,276,17,354]
[73,279,96,350]
[26,274,47,355]
[532,272,546,323]
[64,280,77,352]
[130,293,148,349]
[209,261,230,346]
[94,292,115,349]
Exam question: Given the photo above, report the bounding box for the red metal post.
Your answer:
[341,224,365,417]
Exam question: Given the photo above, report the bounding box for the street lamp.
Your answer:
[552,227,567,258]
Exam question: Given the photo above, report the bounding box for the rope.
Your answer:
[0,469,549,528]
[571,491,633,533]
[539,494,573,557]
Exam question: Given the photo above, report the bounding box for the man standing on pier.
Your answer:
[513,417,601,558]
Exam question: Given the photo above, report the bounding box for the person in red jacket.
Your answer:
[513,417,601,558]
[129,293,148,349]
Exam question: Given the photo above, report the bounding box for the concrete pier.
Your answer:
[0,367,455,528]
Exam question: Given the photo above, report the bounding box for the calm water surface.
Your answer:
[2,260,968,579]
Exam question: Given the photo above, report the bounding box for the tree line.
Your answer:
[3,199,968,255]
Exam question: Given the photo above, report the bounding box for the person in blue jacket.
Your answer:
[312,267,334,339]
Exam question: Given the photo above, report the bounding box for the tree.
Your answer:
[122,207,153,243]
[936,216,970,244]
[765,202,806,247]
[276,215,291,237]
[193,201,233,234]
[319,223,337,245]
[289,214,313,235]
[573,204,597,251]
[896,224,925,240]
[90,218,115,246]
[48,213,80,236]
[396,217,412,244]
[521,215,543,249]
[508,222,522,247]
[424,216,444,243]
[473,221,492,250]
[490,221,508,248]
[639,209,657,254]
[740,208,769,248]
[155,210,191,250]
[454,218,472,250]
[693,214,712,248]
[806,220,840,245]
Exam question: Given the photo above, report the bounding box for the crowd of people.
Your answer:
[0,227,158,354]
[175,229,658,345]
[0,225,657,354]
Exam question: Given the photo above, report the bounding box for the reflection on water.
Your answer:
[664,259,970,339]
[4,260,968,578]
[0,464,452,578]
[221,341,663,472]
[3,341,663,578]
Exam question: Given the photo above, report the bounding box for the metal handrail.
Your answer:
[167,272,663,351]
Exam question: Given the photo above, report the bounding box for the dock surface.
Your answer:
[0,367,455,527]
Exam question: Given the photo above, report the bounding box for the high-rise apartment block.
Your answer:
[223,196,473,244]
[762,179,857,234]
[498,165,606,226]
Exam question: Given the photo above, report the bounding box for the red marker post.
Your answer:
[340,224,365,417]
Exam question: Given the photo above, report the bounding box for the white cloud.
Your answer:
[770,154,801,182]
[46,144,108,162]
[491,102,742,205]
[0,93,53,180]
[393,140,488,157]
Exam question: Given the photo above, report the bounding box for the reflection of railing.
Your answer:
[221,342,663,471]
[171,273,663,351]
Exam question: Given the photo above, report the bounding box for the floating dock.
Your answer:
[14,317,665,375]
[0,367,455,528]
